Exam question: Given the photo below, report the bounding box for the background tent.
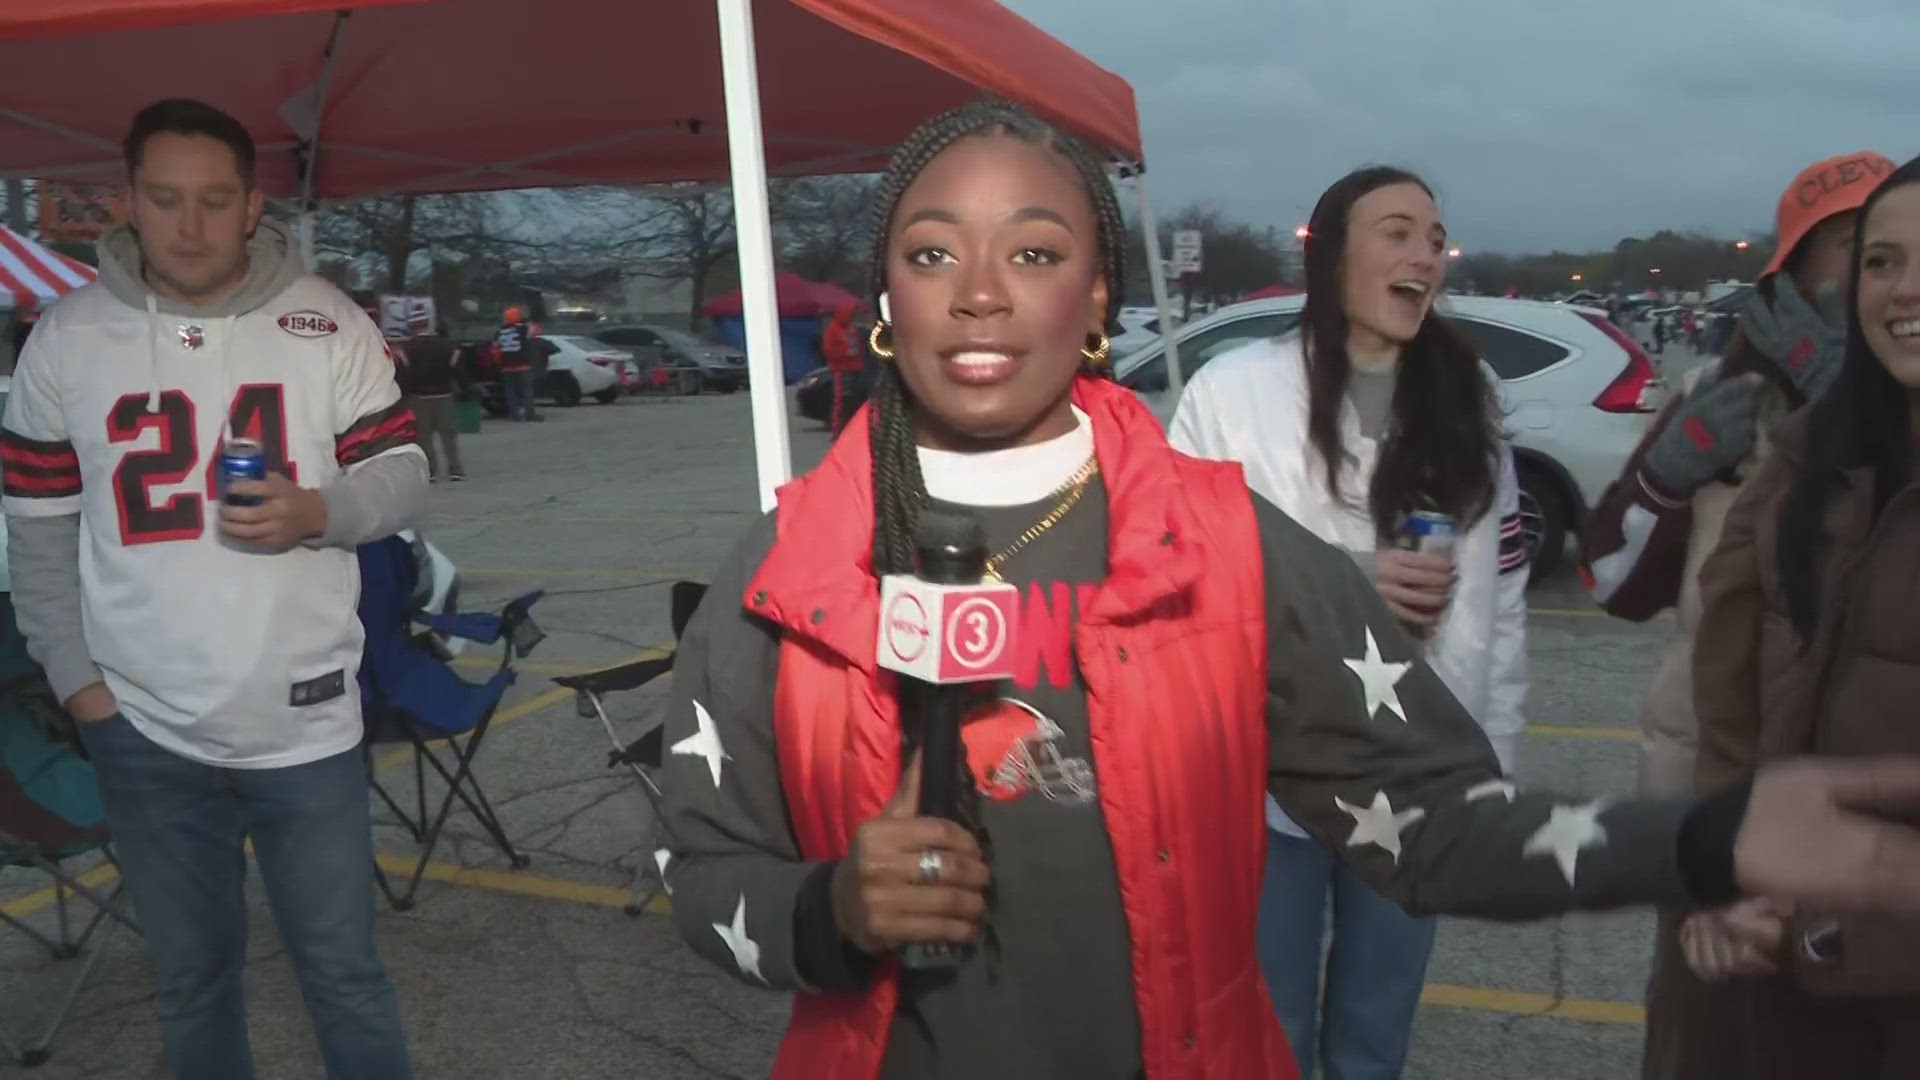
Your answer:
[0,227,95,312]
[703,271,863,383]
[701,271,862,319]
[1239,283,1303,302]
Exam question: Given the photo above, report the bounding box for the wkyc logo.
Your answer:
[278,310,339,338]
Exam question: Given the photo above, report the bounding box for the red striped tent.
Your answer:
[0,226,95,312]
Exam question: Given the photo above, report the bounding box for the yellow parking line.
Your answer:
[1,862,121,921]
[1420,983,1644,1025]
[1531,724,1637,741]
[371,852,670,915]
[449,657,632,676]
[402,857,1641,1026]
[3,649,667,923]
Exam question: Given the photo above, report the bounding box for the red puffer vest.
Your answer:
[742,378,1295,1079]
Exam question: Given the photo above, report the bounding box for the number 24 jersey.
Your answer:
[0,276,420,768]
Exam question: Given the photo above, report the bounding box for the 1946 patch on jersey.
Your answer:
[278,311,340,338]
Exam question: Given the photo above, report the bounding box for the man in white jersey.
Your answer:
[1,99,425,1080]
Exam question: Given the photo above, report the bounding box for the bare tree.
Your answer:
[563,185,737,327]
[772,175,880,291]
[309,192,531,292]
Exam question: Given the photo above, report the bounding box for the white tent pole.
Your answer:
[1132,167,1183,397]
[716,0,793,512]
[293,12,349,270]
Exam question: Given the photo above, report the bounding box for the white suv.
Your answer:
[1117,295,1663,573]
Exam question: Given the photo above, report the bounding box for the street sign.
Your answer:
[1171,229,1203,276]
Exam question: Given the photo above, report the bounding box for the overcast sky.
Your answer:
[1002,0,1918,254]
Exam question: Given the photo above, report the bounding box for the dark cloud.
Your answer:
[1005,0,1919,252]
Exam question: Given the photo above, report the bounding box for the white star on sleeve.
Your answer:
[712,894,765,983]
[1465,779,1519,803]
[654,849,673,895]
[1523,800,1610,888]
[1335,789,1427,863]
[1344,627,1412,722]
[671,699,732,787]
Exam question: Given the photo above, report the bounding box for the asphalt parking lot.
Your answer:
[3,385,1679,1079]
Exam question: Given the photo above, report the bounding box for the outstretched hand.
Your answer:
[1736,758,1920,914]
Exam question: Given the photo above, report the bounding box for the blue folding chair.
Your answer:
[357,534,544,910]
[0,596,136,1069]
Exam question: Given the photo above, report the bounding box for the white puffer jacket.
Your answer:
[1168,334,1530,837]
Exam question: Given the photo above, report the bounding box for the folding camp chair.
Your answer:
[357,534,546,910]
[0,598,136,1068]
[551,580,706,916]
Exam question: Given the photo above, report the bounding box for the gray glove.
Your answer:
[1644,373,1765,496]
[1741,274,1848,405]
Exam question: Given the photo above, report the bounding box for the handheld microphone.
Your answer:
[876,505,1019,970]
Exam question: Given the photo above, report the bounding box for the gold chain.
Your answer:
[983,456,1101,582]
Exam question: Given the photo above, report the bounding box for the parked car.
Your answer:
[1115,294,1664,573]
[595,324,747,393]
[795,365,870,425]
[464,334,628,414]
[1110,306,1178,358]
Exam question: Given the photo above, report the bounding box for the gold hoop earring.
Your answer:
[868,321,894,361]
[1081,331,1111,368]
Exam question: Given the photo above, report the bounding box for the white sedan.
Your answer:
[1116,295,1665,573]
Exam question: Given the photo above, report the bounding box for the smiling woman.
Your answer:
[1688,155,1920,1076]
[1166,163,1522,1080]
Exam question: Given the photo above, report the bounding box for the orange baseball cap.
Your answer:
[1764,150,1897,279]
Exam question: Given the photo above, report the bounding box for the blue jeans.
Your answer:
[1258,828,1436,1080]
[501,370,536,419]
[78,714,411,1080]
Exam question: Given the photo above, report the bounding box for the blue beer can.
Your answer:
[220,438,267,506]
[1397,510,1457,556]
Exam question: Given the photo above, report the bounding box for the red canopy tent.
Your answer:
[0,0,1145,506]
[701,271,862,319]
[0,1,1139,194]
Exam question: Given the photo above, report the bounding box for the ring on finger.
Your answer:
[917,848,943,887]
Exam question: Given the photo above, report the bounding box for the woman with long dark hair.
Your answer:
[1580,150,1888,1080]
[1170,166,1521,1080]
[1690,155,1920,1077]
[652,103,1920,1079]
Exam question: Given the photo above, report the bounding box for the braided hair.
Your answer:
[864,100,1130,575]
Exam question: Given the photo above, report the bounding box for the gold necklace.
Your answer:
[983,456,1101,582]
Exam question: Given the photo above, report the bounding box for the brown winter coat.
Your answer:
[1692,410,1920,1075]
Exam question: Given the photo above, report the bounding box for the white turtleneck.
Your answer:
[915,407,1095,507]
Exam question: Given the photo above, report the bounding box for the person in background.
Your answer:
[1171,165,1528,1080]
[0,98,424,1080]
[1687,153,1920,1077]
[656,99,1920,1080]
[398,318,465,482]
[495,305,539,421]
[1579,148,1892,1080]
[822,297,865,435]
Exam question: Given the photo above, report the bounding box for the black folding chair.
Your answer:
[0,660,138,1069]
[551,580,705,916]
